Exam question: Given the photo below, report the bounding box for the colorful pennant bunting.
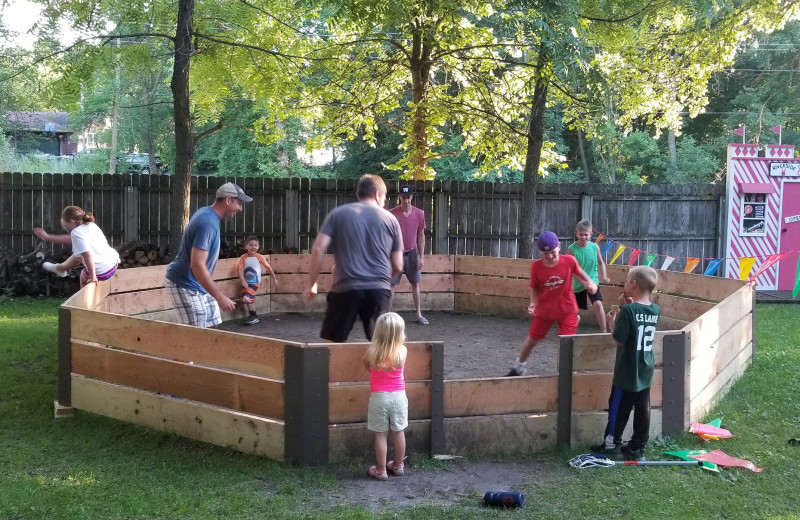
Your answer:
[627,249,641,266]
[609,245,627,265]
[594,233,605,244]
[739,257,756,280]
[749,254,787,284]
[660,256,675,271]
[645,253,657,267]
[683,258,700,274]
[601,240,615,255]
[704,259,722,276]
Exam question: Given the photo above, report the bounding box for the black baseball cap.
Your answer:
[399,185,413,195]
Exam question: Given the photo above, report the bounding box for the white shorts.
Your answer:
[367,390,408,432]
[165,279,222,328]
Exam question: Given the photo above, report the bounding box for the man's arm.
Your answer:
[391,249,403,278]
[190,247,236,312]
[416,215,426,269]
[303,232,331,301]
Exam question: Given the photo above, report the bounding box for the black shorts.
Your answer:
[575,288,603,310]
[320,289,392,342]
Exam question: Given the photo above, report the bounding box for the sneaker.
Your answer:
[622,445,645,462]
[244,315,259,325]
[387,460,405,476]
[590,443,623,458]
[367,465,388,481]
[42,262,67,277]
[505,367,526,377]
[417,316,429,325]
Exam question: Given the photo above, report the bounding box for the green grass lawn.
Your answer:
[1,298,799,519]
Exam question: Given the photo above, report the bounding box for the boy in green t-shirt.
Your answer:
[591,265,660,461]
[567,220,611,332]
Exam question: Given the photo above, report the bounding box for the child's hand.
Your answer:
[527,303,535,316]
[618,292,632,306]
[241,280,248,288]
[602,276,611,284]
[586,282,598,295]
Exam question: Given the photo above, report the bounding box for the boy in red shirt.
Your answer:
[506,231,598,376]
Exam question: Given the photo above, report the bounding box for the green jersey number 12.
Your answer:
[636,325,656,352]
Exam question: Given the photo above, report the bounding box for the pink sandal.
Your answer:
[387,460,405,476]
[368,465,388,481]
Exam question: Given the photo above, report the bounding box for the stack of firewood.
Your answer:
[0,243,80,296]
[117,241,166,268]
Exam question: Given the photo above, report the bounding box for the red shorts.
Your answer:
[528,314,578,340]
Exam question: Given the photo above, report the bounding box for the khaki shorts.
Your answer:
[367,390,408,432]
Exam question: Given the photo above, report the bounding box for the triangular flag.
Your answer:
[688,450,764,473]
[660,256,675,271]
[601,240,615,256]
[594,233,605,244]
[739,257,756,280]
[793,254,800,299]
[769,125,781,134]
[683,258,700,273]
[749,253,787,284]
[732,127,745,136]
[609,245,627,265]
[645,254,657,267]
[627,249,642,266]
[703,259,722,276]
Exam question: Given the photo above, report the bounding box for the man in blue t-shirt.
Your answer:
[165,182,252,327]
[302,174,403,342]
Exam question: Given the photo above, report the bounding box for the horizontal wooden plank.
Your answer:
[444,413,557,456]
[108,265,169,293]
[454,293,529,319]
[571,332,665,372]
[69,308,291,378]
[62,281,111,311]
[689,315,752,399]
[571,371,663,411]
[72,341,284,420]
[444,376,557,417]
[689,343,752,422]
[325,341,433,383]
[390,292,454,313]
[328,419,430,463]
[455,256,530,277]
[683,284,753,357]
[328,381,430,423]
[606,265,746,302]
[71,376,285,461]
[268,254,334,274]
[570,410,662,448]
[393,273,454,293]
[454,274,529,298]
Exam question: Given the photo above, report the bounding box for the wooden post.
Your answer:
[434,191,448,255]
[661,331,691,436]
[580,194,593,221]
[429,341,445,455]
[283,344,329,465]
[123,184,139,243]
[556,336,574,446]
[284,189,299,251]
[55,306,75,417]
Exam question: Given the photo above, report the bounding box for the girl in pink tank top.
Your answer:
[363,312,408,480]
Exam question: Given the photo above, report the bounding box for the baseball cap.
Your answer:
[216,182,252,202]
[399,185,413,195]
[538,231,560,252]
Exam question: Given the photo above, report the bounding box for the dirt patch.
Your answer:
[319,457,570,512]
[224,310,601,379]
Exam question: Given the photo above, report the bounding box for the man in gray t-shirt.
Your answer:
[303,174,403,341]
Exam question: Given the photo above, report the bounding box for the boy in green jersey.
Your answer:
[591,266,660,461]
[567,220,611,332]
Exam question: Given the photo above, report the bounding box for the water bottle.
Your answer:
[484,491,524,507]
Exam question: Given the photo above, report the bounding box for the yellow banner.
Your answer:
[739,257,756,280]
[609,245,627,265]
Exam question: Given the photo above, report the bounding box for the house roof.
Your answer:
[4,112,72,133]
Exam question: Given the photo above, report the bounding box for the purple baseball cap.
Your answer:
[538,231,560,252]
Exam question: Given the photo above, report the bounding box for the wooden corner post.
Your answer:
[284,344,330,465]
[429,341,445,455]
[661,331,691,436]
[55,306,75,417]
[556,336,575,446]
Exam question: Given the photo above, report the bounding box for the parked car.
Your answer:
[117,153,164,174]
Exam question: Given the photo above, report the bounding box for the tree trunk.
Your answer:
[168,0,196,257]
[519,50,549,260]
[668,129,677,167]
[577,129,590,182]
[408,22,433,180]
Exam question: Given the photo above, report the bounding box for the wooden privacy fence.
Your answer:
[3,172,726,267]
[56,255,751,463]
